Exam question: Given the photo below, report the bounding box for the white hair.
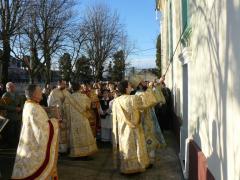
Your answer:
[6,82,14,89]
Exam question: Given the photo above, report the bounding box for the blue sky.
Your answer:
[78,0,160,69]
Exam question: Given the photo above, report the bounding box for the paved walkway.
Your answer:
[58,132,183,180]
[0,132,183,180]
[0,148,16,179]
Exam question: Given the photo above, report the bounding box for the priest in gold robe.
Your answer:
[88,89,100,138]
[81,85,100,137]
[11,84,59,180]
[48,80,71,153]
[134,80,166,164]
[112,77,165,174]
[68,82,97,157]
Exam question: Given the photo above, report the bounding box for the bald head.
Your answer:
[6,82,16,93]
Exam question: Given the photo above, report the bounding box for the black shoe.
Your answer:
[69,156,94,161]
[146,164,153,169]
[83,156,94,161]
[58,152,69,157]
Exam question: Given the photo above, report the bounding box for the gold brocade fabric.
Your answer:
[48,89,70,152]
[136,86,166,162]
[142,108,160,150]
[87,108,97,137]
[0,98,7,116]
[112,95,150,174]
[112,86,166,174]
[87,90,100,137]
[11,101,59,179]
[68,92,98,157]
[89,90,99,103]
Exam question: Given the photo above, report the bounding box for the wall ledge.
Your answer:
[178,47,192,65]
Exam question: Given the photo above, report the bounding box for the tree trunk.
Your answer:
[46,57,51,84]
[44,42,51,84]
[95,63,103,81]
[1,38,11,87]
[29,71,34,84]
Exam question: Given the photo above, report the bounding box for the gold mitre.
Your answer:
[129,75,143,89]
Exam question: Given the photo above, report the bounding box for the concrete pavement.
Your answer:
[58,132,183,180]
[0,131,183,180]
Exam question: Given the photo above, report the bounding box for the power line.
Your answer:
[132,48,156,54]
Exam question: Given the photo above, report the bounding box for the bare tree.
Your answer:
[82,4,124,81]
[12,9,45,84]
[119,33,135,69]
[61,24,90,78]
[0,0,28,86]
[11,0,75,84]
[28,0,75,83]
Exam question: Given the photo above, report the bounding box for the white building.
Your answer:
[156,0,240,179]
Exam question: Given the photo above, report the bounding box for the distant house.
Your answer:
[125,67,158,81]
[0,50,60,83]
[8,56,28,82]
[51,70,61,82]
[0,50,27,82]
[156,0,240,179]
[137,68,158,81]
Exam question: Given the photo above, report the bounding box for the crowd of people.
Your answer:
[0,75,174,179]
